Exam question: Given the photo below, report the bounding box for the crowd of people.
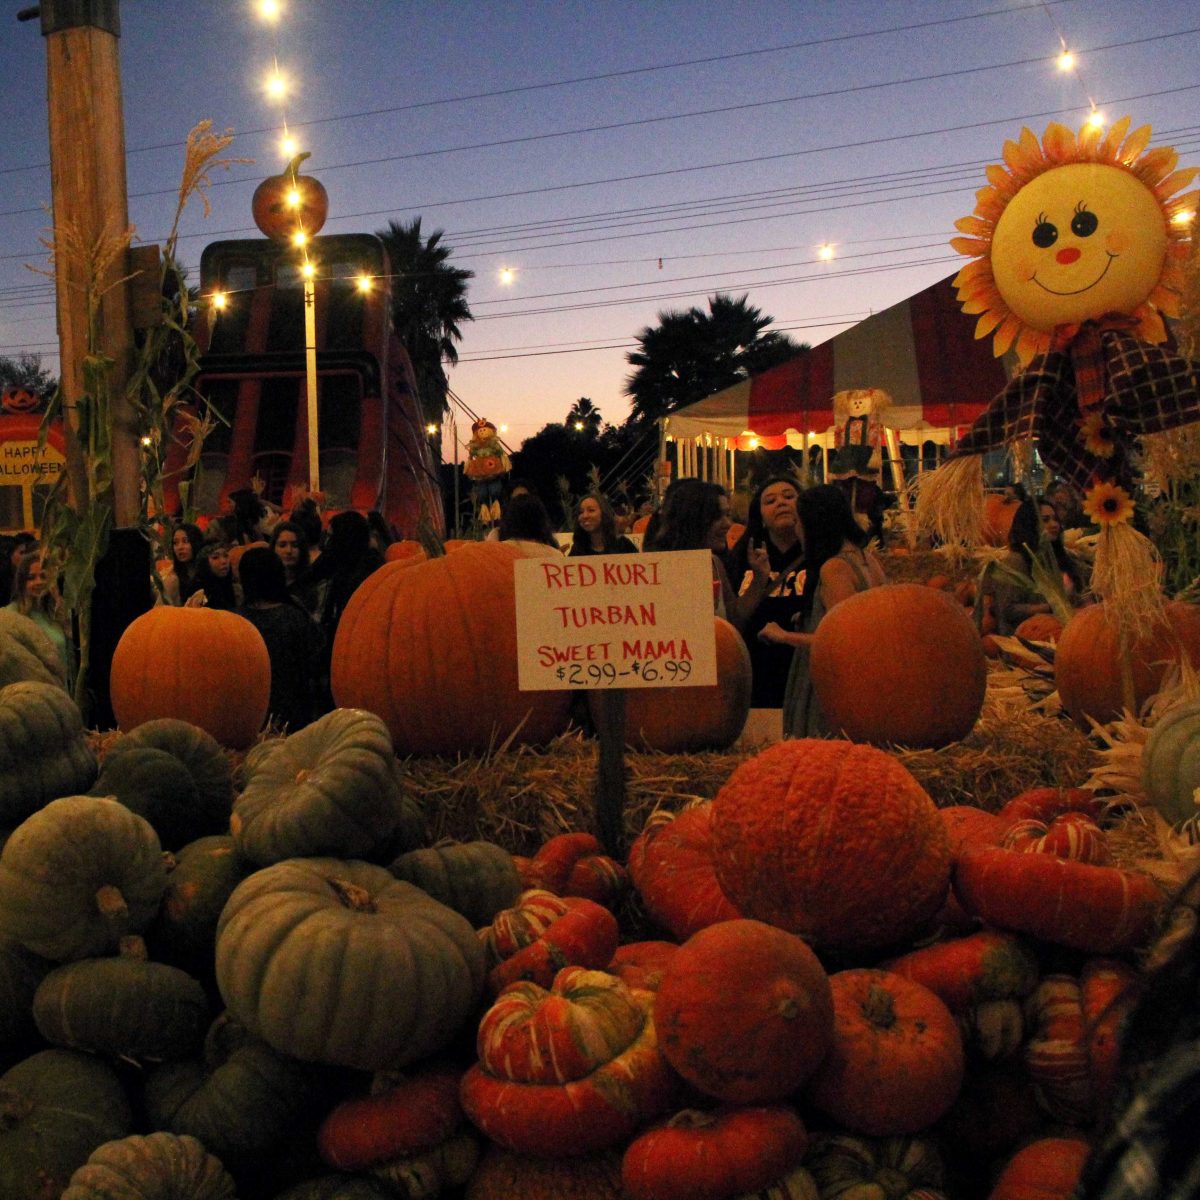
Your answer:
[0,471,1093,736]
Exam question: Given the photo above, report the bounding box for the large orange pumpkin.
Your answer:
[595,618,750,752]
[810,584,986,748]
[110,607,270,749]
[710,739,951,954]
[331,542,572,755]
[1055,600,1200,727]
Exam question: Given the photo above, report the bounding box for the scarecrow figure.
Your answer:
[916,116,1200,637]
[463,417,511,524]
[829,387,890,539]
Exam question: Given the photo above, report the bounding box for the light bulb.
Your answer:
[356,275,373,292]
[817,243,835,262]
[498,267,516,285]
[256,0,282,21]
[301,262,316,279]
[426,424,438,435]
[211,291,228,310]
[279,134,298,157]
[292,231,307,248]
[264,70,287,102]
[1057,50,1075,72]
[286,189,302,208]
[1086,110,1105,130]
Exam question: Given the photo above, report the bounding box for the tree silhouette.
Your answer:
[624,293,804,427]
[567,396,603,436]
[377,218,474,425]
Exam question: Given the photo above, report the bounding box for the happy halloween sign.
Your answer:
[513,550,717,691]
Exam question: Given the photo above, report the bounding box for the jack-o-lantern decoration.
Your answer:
[252,152,329,243]
[1,388,41,414]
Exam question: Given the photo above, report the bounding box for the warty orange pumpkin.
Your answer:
[710,739,951,954]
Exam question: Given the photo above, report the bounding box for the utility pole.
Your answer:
[20,0,140,525]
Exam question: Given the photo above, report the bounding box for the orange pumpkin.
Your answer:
[1014,613,1063,643]
[810,584,986,748]
[251,152,329,242]
[710,739,951,954]
[229,540,268,575]
[725,522,746,551]
[1055,600,1200,727]
[987,1137,1090,1200]
[653,919,834,1103]
[806,968,965,1136]
[598,618,751,752]
[384,540,426,563]
[330,542,573,755]
[110,607,270,749]
[983,493,1021,546]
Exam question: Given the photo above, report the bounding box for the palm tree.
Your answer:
[567,397,603,436]
[377,218,474,424]
[624,293,804,427]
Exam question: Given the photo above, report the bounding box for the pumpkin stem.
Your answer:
[95,883,128,923]
[861,984,897,1030]
[284,151,312,181]
[664,1108,716,1130]
[119,935,149,960]
[875,1167,913,1198]
[326,877,377,913]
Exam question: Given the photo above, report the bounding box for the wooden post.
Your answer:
[303,273,320,494]
[36,0,140,525]
[592,689,628,859]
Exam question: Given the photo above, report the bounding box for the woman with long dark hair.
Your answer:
[497,493,562,554]
[757,484,887,736]
[186,541,239,611]
[992,496,1088,635]
[162,522,204,605]
[568,493,638,556]
[643,478,737,618]
[724,474,808,707]
[269,520,321,617]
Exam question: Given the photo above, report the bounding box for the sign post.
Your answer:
[513,550,717,856]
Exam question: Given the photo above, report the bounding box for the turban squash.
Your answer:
[61,1132,235,1200]
[460,967,676,1157]
[331,543,572,756]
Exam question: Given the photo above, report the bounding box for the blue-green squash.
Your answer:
[1142,699,1200,827]
[388,839,521,927]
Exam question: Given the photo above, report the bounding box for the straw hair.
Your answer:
[1091,522,1167,642]
[912,454,985,553]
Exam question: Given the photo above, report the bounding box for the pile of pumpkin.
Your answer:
[0,661,1175,1200]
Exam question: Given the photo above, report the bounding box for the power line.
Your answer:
[0,0,1086,178]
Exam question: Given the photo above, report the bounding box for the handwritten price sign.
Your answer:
[513,550,717,691]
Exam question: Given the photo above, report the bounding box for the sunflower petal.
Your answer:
[1100,116,1132,161]
[1042,122,1077,162]
[1117,124,1153,166]
[950,236,990,258]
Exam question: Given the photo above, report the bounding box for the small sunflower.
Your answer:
[1078,412,1117,458]
[1083,480,1136,527]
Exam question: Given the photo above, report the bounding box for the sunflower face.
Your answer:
[951,118,1197,364]
[991,163,1168,332]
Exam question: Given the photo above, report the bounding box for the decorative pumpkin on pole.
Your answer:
[916,117,1199,649]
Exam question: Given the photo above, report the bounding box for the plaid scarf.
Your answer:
[951,327,1200,492]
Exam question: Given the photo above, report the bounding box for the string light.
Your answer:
[426,423,439,435]
[356,274,374,292]
[211,291,228,310]
[498,266,516,285]
[291,231,307,248]
[1056,49,1075,72]
[255,0,283,21]
[574,421,585,431]
[286,188,302,208]
[264,68,288,103]
[1085,109,1105,131]
[279,133,298,157]
[817,243,836,262]
[1172,209,1195,227]
[301,261,316,279]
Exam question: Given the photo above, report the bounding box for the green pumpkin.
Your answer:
[61,1132,236,1200]
[107,718,234,832]
[1143,699,1200,827]
[215,857,486,1070]
[91,747,205,852]
[144,1028,325,1169]
[0,679,97,828]
[230,708,423,866]
[0,936,51,1049]
[146,836,253,976]
[34,956,210,1062]
[0,1048,133,1199]
[0,607,67,689]
[388,839,521,927]
[0,795,167,961]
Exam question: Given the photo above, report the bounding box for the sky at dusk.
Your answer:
[1,0,1198,461]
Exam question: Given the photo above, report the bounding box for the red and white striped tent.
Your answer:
[662,273,1014,482]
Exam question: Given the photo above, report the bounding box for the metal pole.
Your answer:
[303,274,319,494]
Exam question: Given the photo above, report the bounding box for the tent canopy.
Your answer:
[663,273,1013,450]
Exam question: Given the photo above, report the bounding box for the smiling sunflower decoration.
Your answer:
[916,116,1200,636]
